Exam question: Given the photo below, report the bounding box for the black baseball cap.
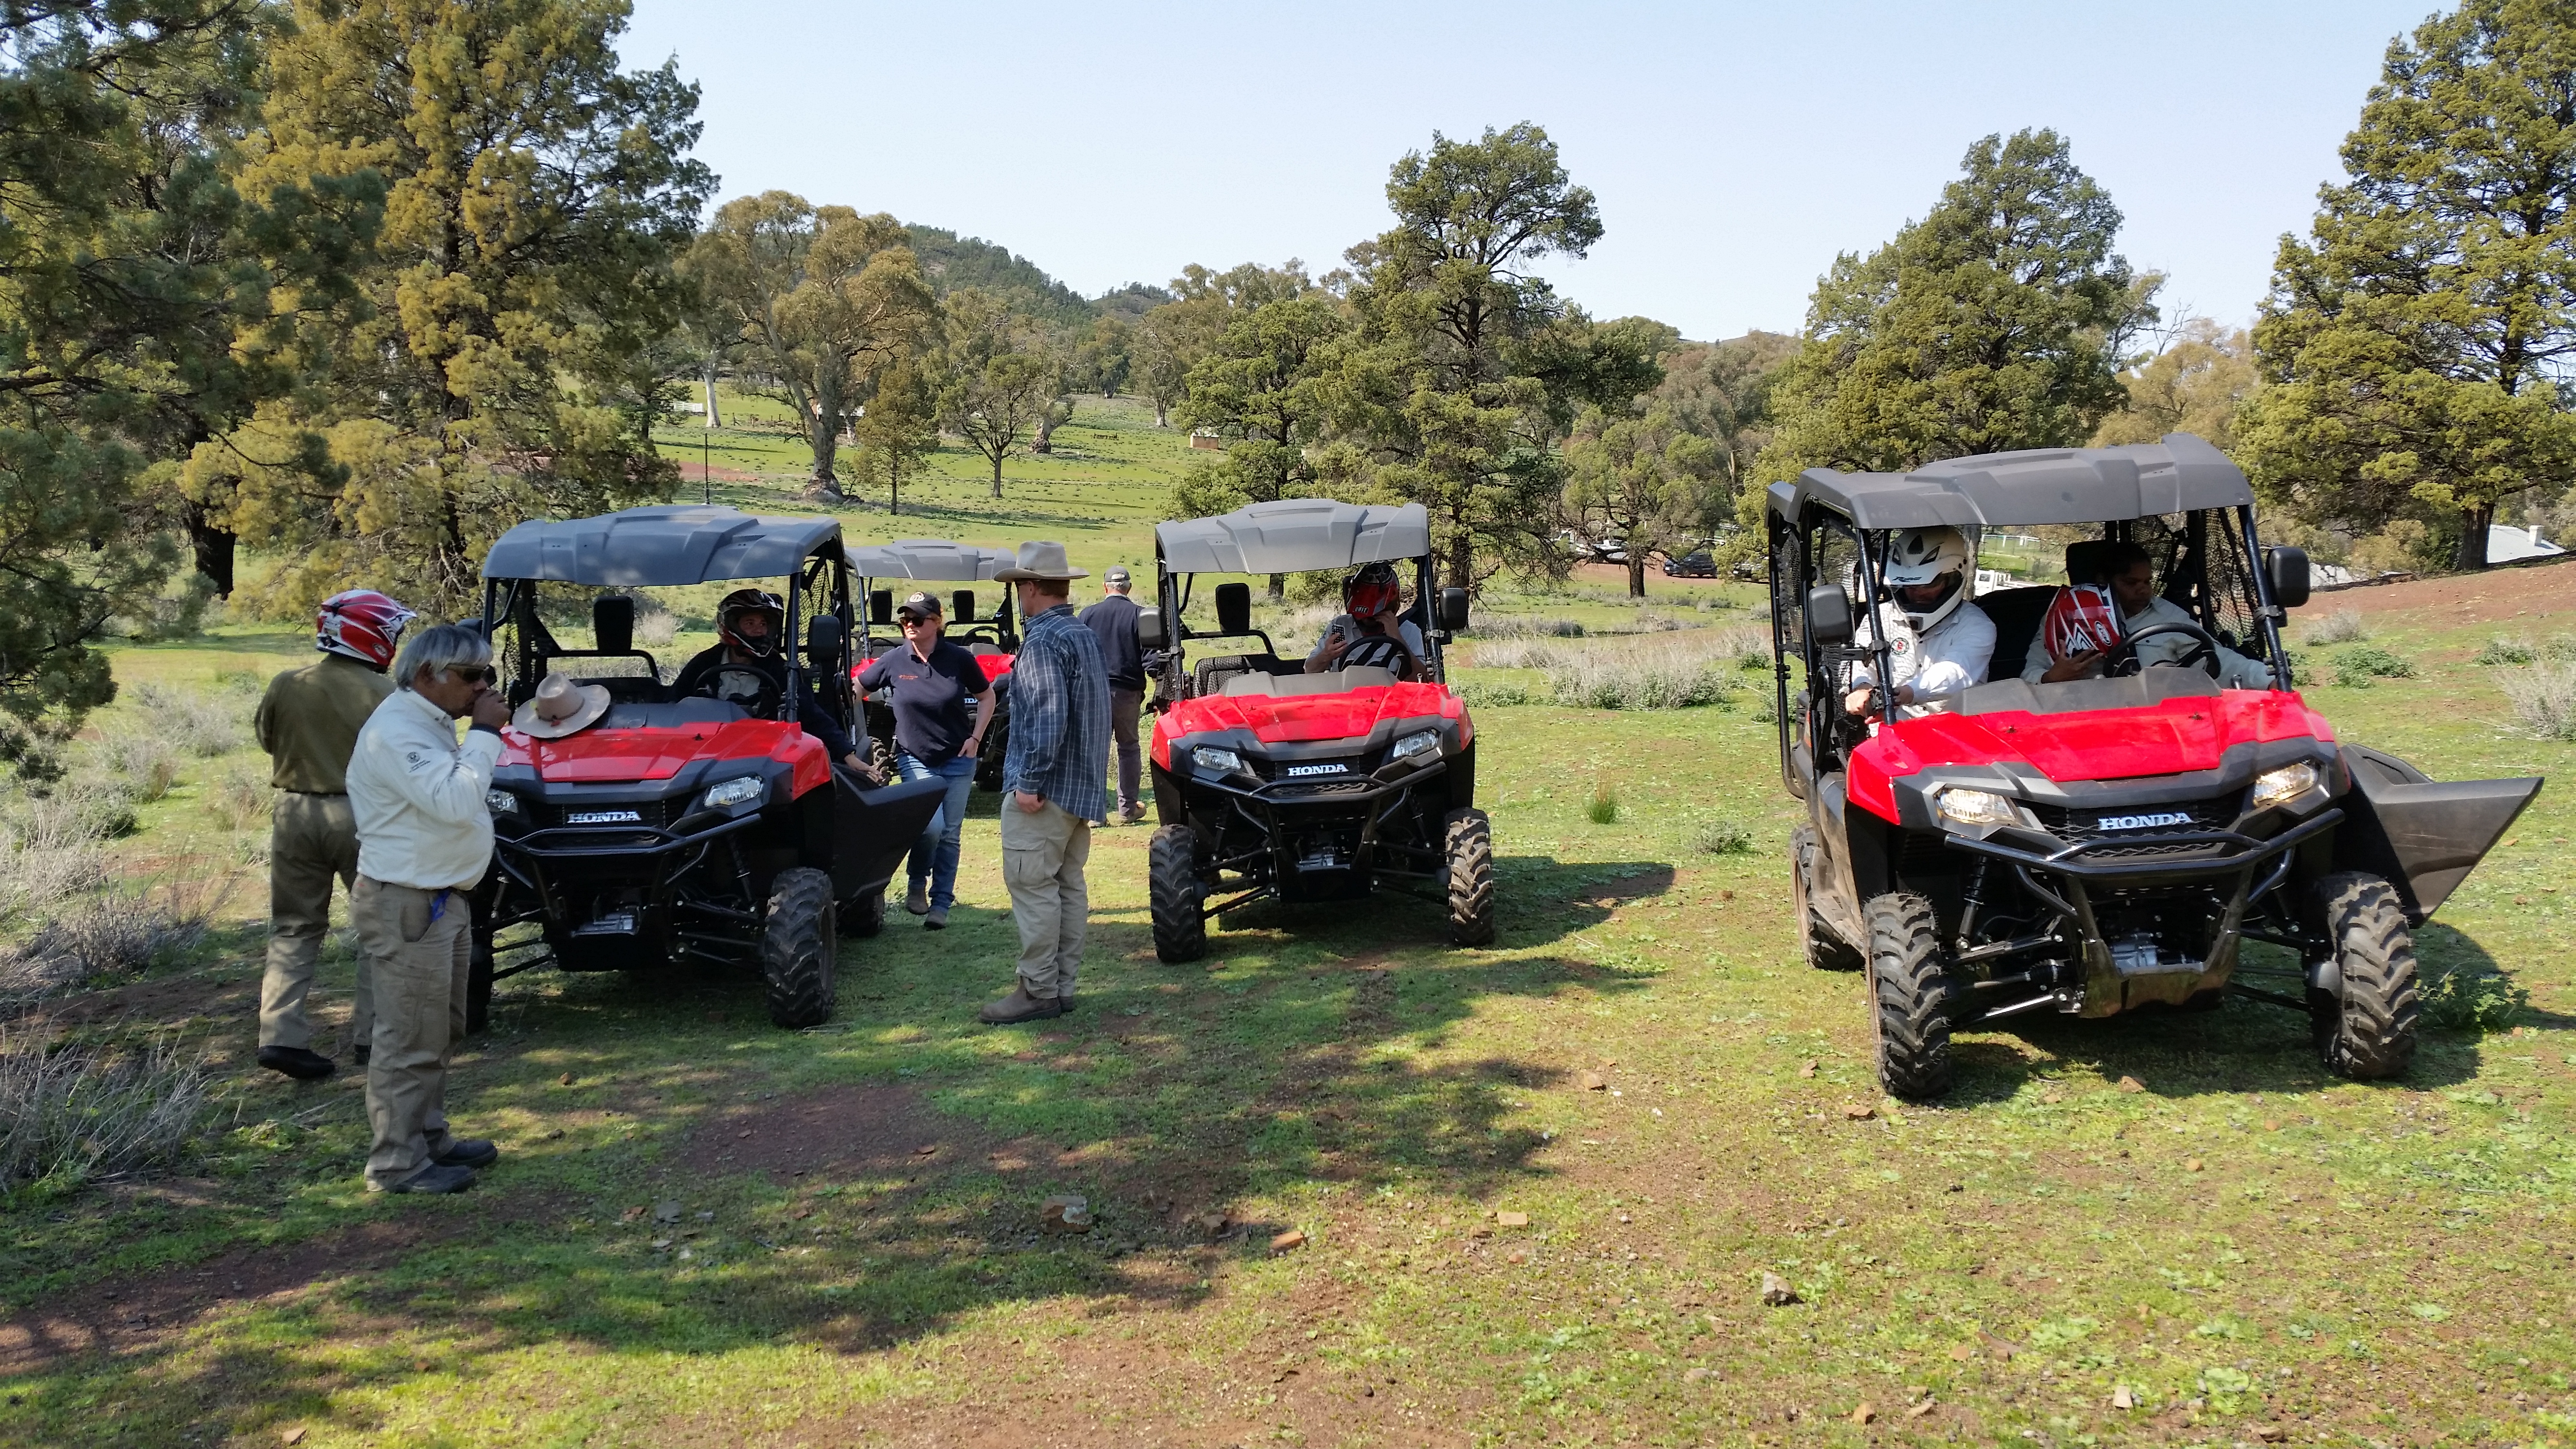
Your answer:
[895,591,942,620]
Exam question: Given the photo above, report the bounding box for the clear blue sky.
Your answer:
[621,0,2440,342]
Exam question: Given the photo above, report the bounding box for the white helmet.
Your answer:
[1883,526,1972,632]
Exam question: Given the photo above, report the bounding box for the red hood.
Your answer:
[1848,688,2336,822]
[499,720,829,794]
[1152,681,1470,766]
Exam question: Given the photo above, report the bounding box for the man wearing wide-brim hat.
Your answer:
[983,541,1110,1024]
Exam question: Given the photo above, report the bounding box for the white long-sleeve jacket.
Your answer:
[1849,599,1996,716]
[349,689,502,890]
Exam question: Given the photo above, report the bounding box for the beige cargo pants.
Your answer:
[1000,800,1090,1001]
[259,792,371,1052]
[353,875,470,1190]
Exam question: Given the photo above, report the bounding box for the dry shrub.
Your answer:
[2300,609,2369,647]
[1466,638,1574,671]
[206,757,273,832]
[127,681,248,757]
[2503,662,2576,741]
[100,728,181,802]
[0,797,113,924]
[0,1027,217,1192]
[4,877,230,1001]
[1474,616,1585,640]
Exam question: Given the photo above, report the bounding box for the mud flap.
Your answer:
[828,768,948,902]
[2334,744,2543,924]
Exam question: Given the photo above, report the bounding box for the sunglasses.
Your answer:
[898,613,937,626]
[444,665,499,685]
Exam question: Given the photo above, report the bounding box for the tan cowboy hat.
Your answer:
[512,671,612,739]
[993,540,1089,582]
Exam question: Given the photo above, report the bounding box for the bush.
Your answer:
[2545,634,2576,663]
[1452,681,1537,708]
[1586,782,1619,824]
[1692,819,1755,854]
[206,757,273,832]
[2502,662,2576,740]
[2418,961,2528,1032]
[1550,651,1739,709]
[128,681,247,757]
[2332,645,2415,687]
[10,879,225,985]
[0,1028,217,1193]
[1466,638,1575,671]
[2302,609,2369,646]
[0,793,115,925]
[2476,636,2538,666]
[1474,615,1584,640]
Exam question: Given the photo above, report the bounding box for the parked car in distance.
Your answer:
[1664,549,1719,578]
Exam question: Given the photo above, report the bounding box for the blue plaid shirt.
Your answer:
[1002,603,1111,824]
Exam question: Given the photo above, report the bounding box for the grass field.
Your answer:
[3,426,2575,1447]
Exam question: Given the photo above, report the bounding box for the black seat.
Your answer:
[1979,585,2061,683]
[1194,652,1288,696]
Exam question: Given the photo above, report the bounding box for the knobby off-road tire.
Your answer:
[761,867,838,1029]
[1148,825,1207,963]
[1792,825,1863,971]
[839,885,886,939]
[2309,872,2418,1080]
[1445,808,1498,947]
[1865,892,1954,1101]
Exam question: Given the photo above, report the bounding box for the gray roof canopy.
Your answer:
[1769,434,2257,530]
[1157,499,1432,576]
[850,540,1015,581]
[481,506,841,586]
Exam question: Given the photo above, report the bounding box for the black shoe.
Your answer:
[924,905,948,930]
[434,1138,499,1170]
[379,1162,477,1194]
[258,1046,337,1081]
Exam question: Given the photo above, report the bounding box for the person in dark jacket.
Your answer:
[856,592,995,928]
[1078,565,1148,823]
[671,588,868,771]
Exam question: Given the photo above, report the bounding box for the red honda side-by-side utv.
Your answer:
[847,540,1018,791]
[471,506,947,1031]
[1771,435,2543,1099]
[1138,499,1490,960]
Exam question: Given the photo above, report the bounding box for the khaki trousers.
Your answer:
[353,875,470,1189]
[1000,801,1090,1000]
[259,792,371,1051]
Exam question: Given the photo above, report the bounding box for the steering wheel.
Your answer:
[2102,620,2221,679]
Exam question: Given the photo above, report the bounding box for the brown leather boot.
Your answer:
[978,985,1065,1024]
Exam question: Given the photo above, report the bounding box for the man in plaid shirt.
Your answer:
[984,541,1111,1023]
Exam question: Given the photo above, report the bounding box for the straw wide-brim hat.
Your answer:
[993,540,1089,582]
[512,671,612,739]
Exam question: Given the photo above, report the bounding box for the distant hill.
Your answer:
[902,224,1099,328]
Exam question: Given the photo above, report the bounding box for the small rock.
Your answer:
[790,1208,812,1220]
[1040,1195,1092,1234]
[676,1247,693,1261]
[1192,1210,1230,1237]
[1798,1061,1818,1079]
[282,1430,306,1447]
[621,1205,646,1222]
[2111,1384,2136,1410]
[650,1237,673,1250]
[1945,1183,1963,1193]
[1850,1402,1875,1425]
[913,1144,938,1157]
[1948,1341,1975,1361]
[1504,1249,1527,1264]
[1496,1210,1530,1228]
[1271,1228,1306,1254]
[1843,1104,1875,1121]
[558,1072,576,1086]
[541,1128,564,1141]
[2117,1075,2144,1093]
[652,1200,683,1224]
[736,1130,751,1140]
[1578,1071,1608,1092]
[1760,1272,1799,1306]
[2040,1090,2064,1105]
[2254,1425,2286,1443]
[695,1210,714,1221]
[2263,1119,2281,1131]
[2185,1158,2205,1173]
[1906,1396,1935,1418]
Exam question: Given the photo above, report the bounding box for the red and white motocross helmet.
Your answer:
[316,590,417,670]
[2041,583,2124,661]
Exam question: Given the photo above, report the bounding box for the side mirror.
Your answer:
[951,589,976,623]
[1136,610,1168,650]
[1806,583,1855,645]
[868,590,893,626]
[1214,581,1252,638]
[805,613,844,665]
[592,595,634,655]
[1437,587,1470,632]
[2264,545,2311,610]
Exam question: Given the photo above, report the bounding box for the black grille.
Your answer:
[1270,779,1376,799]
[1252,757,1365,783]
[541,796,684,830]
[2030,794,2238,857]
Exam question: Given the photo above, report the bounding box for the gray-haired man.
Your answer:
[345,624,509,1194]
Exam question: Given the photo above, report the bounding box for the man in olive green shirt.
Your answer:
[256,590,414,1079]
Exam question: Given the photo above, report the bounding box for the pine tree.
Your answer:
[2242,0,2576,570]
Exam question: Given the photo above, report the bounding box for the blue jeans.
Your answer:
[898,752,978,910]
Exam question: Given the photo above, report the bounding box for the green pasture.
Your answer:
[6,444,2576,1446]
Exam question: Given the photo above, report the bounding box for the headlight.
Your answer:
[2250,761,2321,812]
[1192,745,1245,776]
[1933,787,2021,829]
[483,789,520,816]
[702,775,765,809]
[1390,730,1440,761]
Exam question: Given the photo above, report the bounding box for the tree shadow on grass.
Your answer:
[0,860,1666,1443]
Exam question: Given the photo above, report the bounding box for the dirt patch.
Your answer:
[681,1083,1073,1189]
[0,1218,446,1375]
[2294,554,2576,630]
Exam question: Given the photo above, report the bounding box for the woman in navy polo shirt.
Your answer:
[857,593,996,929]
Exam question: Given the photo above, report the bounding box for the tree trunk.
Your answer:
[1628,554,1646,598]
[1153,398,1169,428]
[990,452,1005,499]
[1268,573,1285,601]
[183,499,235,598]
[701,360,722,428]
[1448,527,1475,597]
[1033,408,1059,454]
[806,402,842,502]
[2456,502,2496,570]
